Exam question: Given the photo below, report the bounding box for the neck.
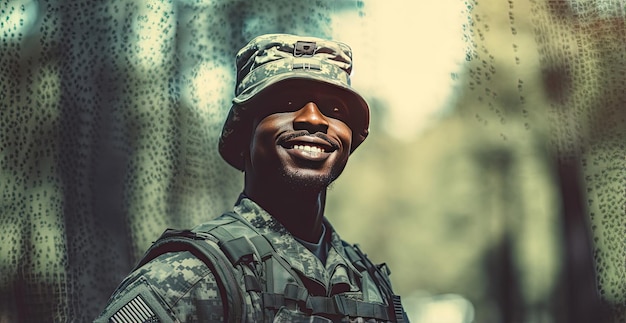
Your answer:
[244,180,326,243]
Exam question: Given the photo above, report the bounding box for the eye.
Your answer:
[331,106,343,117]
[325,103,349,121]
[284,98,308,112]
[283,100,298,112]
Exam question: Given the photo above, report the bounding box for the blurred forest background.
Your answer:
[1,0,624,322]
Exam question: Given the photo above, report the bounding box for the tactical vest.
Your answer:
[134,212,408,322]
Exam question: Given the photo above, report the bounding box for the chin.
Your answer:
[281,168,338,192]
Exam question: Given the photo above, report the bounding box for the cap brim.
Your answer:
[219,75,370,171]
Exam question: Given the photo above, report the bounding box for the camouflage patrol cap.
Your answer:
[219,33,370,171]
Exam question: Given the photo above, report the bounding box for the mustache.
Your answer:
[279,130,339,149]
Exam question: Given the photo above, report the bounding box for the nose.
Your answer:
[293,102,329,133]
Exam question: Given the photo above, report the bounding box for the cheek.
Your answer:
[331,121,353,152]
[248,116,283,164]
[249,126,271,162]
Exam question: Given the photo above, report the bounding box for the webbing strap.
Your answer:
[315,295,391,321]
[392,295,405,323]
[201,213,275,264]
[249,235,274,259]
[262,293,286,310]
[211,226,237,242]
[262,283,309,309]
[262,292,392,321]
[242,275,259,293]
[284,283,309,302]
[220,236,256,265]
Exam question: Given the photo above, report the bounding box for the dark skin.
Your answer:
[243,86,353,243]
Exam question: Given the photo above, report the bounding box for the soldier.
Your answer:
[95,33,409,322]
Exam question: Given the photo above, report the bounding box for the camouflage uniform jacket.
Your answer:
[95,198,407,322]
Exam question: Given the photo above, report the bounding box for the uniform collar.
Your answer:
[233,197,362,295]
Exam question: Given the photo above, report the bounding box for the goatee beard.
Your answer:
[281,169,336,192]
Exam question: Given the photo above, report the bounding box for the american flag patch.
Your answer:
[110,294,158,323]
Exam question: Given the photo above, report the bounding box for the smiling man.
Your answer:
[96,34,408,323]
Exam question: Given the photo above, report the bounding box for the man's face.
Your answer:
[245,85,354,191]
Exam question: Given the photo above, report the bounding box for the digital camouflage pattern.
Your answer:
[95,198,406,322]
[232,34,354,102]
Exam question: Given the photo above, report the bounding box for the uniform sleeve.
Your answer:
[94,251,225,323]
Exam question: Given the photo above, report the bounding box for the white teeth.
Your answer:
[293,145,325,153]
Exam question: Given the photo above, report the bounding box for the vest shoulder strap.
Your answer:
[134,212,273,321]
[135,225,245,323]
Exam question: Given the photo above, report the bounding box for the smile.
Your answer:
[278,132,338,152]
[281,139,334,162]
[292,144,326,153]
[286,142,331,160]
[277,132,340,162]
